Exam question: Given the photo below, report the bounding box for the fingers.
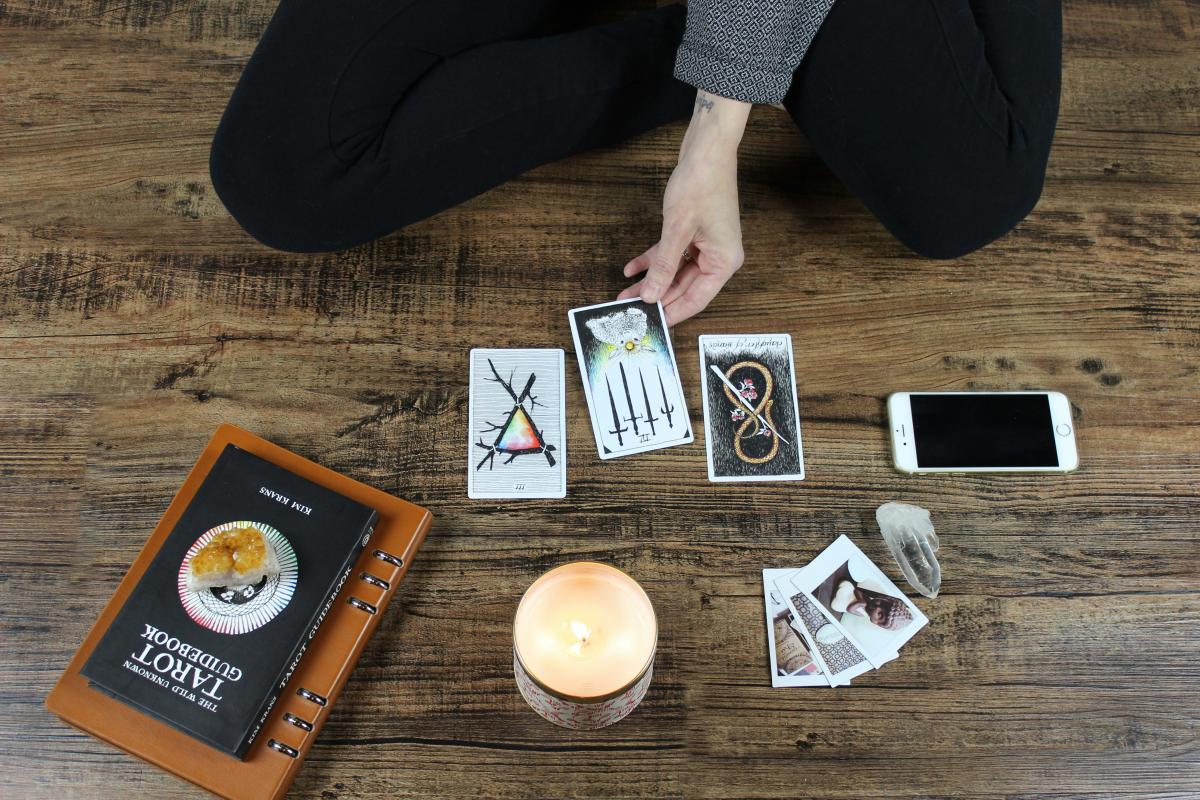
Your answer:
[623,246,654,279]
[616,280,643,301]
[640,224,693,304]
[619,243,661,300]
[662,269,734,326]
[662,291,706,327]
[661,262,700,307]
[662,284,711,326]
[619,262,699,305]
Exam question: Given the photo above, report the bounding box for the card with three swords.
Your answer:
[567,299,693,459]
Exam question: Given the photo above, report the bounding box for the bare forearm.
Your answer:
[679,91,752,162]
[618,91,751,323]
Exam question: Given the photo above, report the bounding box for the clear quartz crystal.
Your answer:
[876,502,941,598]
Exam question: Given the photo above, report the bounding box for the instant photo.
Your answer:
[776,571,872,687]
[794,535,928,668]
[763,570,826,687]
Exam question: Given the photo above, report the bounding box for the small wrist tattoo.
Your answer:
[695,94,714,114]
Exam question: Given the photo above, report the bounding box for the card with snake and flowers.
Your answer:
[699,334,805,482]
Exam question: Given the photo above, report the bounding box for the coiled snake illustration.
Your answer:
[722,360,780,465]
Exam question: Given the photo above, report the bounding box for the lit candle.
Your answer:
[513,562,657,729]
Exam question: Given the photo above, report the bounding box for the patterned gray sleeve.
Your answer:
[673,0,838,105]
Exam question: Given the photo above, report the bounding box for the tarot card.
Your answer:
[763,569,828,687]
[775,571,872,687]
[699,334,804,482]
[793,535,928,668]
[467,348,566,499]
[568,299,693,459]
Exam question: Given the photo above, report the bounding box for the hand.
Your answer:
[619,91,750,326]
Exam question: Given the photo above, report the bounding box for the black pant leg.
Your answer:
[210,0,692,252]
[784,0,1062,259]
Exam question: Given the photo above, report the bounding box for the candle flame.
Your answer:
[567,620,591,656]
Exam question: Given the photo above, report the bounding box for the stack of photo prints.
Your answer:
[764,535,928,687]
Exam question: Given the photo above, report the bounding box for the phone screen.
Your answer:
[910,393,1059,468]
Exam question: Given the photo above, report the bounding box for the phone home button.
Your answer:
[1056,423,1072,436]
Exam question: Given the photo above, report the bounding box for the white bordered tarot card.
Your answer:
[467,348,566,499]
[699,334,805,482]
[763,569,828,687]
[792,535,928,668]
[775,571,873,687]
[568,298,693,459]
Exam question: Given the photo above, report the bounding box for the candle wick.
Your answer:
[568,620,591,656]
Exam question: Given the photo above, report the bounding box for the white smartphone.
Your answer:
[888,391,1078,474]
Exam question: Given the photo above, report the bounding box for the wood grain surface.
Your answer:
[2,1,1198,798]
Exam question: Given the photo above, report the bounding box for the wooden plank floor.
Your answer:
[2,1,1198,798]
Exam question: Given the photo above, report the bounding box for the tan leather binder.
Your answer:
[46,423,432,800]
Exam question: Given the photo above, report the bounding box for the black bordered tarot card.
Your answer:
[699,334,805,482]
[568,299,693,459]
[467,348,567,499]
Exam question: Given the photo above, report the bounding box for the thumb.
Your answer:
[641,224,692,304]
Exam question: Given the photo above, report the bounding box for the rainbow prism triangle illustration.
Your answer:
[494,405,545,454]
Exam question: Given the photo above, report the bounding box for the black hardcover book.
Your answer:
[82,444,378,758]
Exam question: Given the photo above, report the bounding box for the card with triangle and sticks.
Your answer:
[467,348,567,499]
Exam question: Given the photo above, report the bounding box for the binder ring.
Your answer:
[283,712,314,732]
[268,739,299,758]
[359,572,390,590]
[348,597,377,615]
[373,549,403,567]
[296,687,327,706]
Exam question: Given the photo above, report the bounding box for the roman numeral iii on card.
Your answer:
[567,299,693,459]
